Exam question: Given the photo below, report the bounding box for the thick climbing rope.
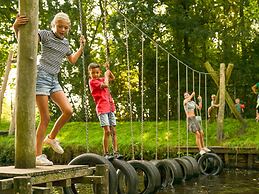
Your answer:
[177,60,181,156]
[155,43,159,160]
[204,74,208,147]
[102,0,110,63]
[166,53,170,159]
[186,67,189,155]
[124,18,135,160]
[78,0,89,152]
[140,33,144,160]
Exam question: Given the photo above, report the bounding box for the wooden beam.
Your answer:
[217,63,225,142]
[14,176,31,194]
[15,0,39,168]
[204,62,247,129]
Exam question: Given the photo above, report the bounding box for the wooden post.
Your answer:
[14,176,32,194]
[204,62,247,130]
[217,63,225,142]
[94,164,109,194]
[15,0,39,168]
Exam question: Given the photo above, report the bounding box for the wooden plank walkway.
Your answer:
[0,165,109,194]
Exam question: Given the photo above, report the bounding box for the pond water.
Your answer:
[53,168,259,194]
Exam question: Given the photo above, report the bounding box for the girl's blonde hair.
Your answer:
[51,12,71,29]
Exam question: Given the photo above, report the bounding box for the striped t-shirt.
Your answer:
[38,30,73,74]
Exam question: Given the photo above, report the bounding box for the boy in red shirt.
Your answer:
[88,62,122,159]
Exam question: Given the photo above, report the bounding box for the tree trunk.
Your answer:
[0,50,14,121]
[15,0,38,168]
[217,63,225,143]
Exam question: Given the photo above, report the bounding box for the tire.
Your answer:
[67,153,118,194]
[174,158,194,180]
[198,153,224,176]
[166,159,184,184]
[111,159,138,194]
[150,159,174,188]
[147,160,161,191]
[128,160,157,194]
[182,156,200,177]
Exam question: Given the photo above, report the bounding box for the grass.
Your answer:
[1,117,259,154]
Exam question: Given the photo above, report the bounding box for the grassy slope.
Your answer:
[1,118,259,159]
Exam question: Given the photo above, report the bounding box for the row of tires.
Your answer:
[63,152,223,194]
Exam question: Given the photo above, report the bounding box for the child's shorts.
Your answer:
[36,70,63,96]
[188,116,201,133]
[98,112,116,127]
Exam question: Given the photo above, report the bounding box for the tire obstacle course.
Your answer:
[65,151,224,194]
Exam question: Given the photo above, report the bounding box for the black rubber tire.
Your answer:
[112,159,138,194]
[198,153,224,176]
[174,158,194,180]
[182,156,200,177]
[150,159,174,188]
[67,153,118,194]
[166,159,184,184]
[128,160,157,194]
[147,160,162,191]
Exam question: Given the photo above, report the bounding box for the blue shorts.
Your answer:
[98,112,116,127]
[36,70,62,96]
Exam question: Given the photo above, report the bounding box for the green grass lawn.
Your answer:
[1,117,259,158]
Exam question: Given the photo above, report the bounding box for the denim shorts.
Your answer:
[36,70,62,96]
[98,112,116,127]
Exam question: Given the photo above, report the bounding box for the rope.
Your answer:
[155,43,158,160]
[205,74,208,147]
[124,18,134,160]
[166,53,170,159]
[101,0,116,155]
[102,0,110,63]
[198,72,203,128]
[78,0,89,152]
[186,67,189,155]
[177,60,181,157]
[140,33,144,160]
[106,1,209,75]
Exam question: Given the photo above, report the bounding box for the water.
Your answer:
[160,169,259,194]
[53,169,259,194]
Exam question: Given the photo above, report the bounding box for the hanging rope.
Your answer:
[177,60,181,157]
[101,0,117,155]
[155,43,159,160]
[78,0,89,152]
[140,33,144,161]
[166,53,170,159]
[198,72,203,128]
[204,74,208,147]
[186,67,189,156]
[101,0,110,63]
[124,18,134,160]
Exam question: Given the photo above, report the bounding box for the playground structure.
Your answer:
[0,0,253,194]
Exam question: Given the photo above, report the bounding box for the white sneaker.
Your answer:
[203,147,211,152]
[36,154,53,166]
[43,135,64,154]
[199,150,206,155]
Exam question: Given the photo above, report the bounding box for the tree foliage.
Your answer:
[0,0,259,121]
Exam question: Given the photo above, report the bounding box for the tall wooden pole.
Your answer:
[204,62,247,130]
[217,63,225,142]
[15,0,38,168]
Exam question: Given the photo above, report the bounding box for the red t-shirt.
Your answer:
[89,78,115,114]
